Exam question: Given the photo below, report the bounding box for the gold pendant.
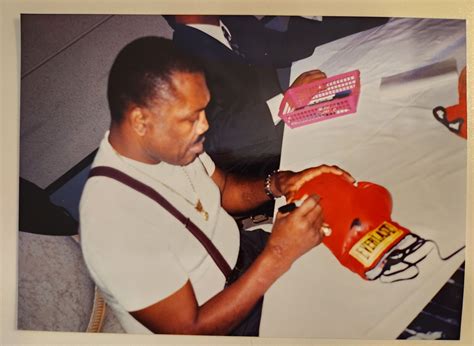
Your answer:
[195,199,209,221]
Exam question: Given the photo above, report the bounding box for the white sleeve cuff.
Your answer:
[266,93,284,125]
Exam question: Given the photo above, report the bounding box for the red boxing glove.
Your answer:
[433,66,467,139]
[293,173,412,280]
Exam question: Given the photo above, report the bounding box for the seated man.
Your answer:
[79,36,353,335]
[166,15,388,177]
[167,15,328,177]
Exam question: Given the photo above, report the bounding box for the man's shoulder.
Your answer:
[80,141,136,212]
[79,165,181,242]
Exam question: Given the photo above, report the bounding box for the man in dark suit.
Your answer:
[166,15,388,178]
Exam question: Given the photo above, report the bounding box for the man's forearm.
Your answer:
[135,245,289,335]
[191,195,323,335]
[188,247,288,335]
[220,173,273,214]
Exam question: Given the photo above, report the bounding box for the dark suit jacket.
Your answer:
[172,16,286,176]
[171,16,389,176]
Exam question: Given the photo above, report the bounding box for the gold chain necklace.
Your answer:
[181,167,209,221]
[113,149,209,221]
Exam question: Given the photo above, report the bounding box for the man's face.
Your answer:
[141,71,210,166]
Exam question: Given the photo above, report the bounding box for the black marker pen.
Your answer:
[278,196,332,236]
[278,199,306,213]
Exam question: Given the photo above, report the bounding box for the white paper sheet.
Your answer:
[379,58,458,105]
[260,17,466,339]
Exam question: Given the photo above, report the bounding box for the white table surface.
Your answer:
[260,17,467,339]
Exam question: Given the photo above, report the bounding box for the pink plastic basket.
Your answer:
[279,70,361,128]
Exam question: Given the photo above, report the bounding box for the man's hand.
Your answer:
[290,69,327,89]
[263,195,326,272]
[271,165,355,202]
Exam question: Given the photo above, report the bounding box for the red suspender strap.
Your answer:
[88,166,233,279]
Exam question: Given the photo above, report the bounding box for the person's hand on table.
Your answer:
[271,165,355,203]
[290,69,327,89]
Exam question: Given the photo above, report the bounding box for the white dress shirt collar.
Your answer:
[186,20,233,50]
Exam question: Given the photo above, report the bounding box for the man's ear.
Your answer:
[129,107,148,136]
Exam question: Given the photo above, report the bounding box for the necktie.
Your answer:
[221,24,245,58]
